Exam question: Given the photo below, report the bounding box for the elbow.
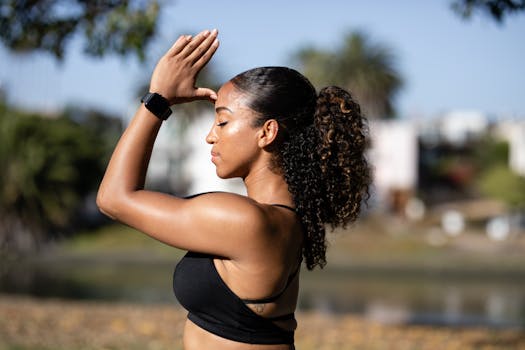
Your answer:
[96,188,119,220]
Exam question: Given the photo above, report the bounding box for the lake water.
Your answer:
[1,258,524,329]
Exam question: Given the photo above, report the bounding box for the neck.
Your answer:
[244,164,293,206]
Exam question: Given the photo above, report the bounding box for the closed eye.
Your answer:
[216,121,228,127]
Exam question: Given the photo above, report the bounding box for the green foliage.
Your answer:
[293,31,403,119]
[0,0,160,61]
[472,136,509,170]
[452,0,525,23]
[477,164,525,208]
[470,135,525,208]
[0,103,121,253]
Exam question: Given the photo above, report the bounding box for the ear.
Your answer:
[257,119,279,148]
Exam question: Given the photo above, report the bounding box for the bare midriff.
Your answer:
[182,319,294,350]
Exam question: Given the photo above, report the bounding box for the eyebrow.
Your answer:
[215,106,234,114]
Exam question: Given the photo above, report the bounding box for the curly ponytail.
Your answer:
[315,86,370,230]
[230,68,371,270]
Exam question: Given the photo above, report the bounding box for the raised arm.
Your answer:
[96,30,269,258]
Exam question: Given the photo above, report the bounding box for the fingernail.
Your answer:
[212,28,218,35]
[186,35,192,40]
[203,30,210,37]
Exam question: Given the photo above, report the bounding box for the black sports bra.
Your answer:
[173,203,300,345]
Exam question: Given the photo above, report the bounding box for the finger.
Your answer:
[192,38,219,70]
[193,87,218,102]
[166,35,192,57]
[180,30,211,58]
[188,29,218,66]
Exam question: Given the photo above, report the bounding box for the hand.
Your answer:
[149,29,219,105]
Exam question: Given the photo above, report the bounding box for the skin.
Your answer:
[97,29,303,350]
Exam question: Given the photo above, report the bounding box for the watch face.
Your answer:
[142,92,171,120]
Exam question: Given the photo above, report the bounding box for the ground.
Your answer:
[1,295,524,350]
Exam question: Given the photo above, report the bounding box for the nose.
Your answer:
[206,124,218,144]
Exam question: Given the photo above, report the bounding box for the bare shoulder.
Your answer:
[183,192,270,232]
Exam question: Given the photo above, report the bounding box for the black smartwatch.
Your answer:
[141,92,172,120]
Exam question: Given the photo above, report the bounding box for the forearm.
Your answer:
[96,105,163,217]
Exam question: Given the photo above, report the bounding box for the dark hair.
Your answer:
[231,67,371,270]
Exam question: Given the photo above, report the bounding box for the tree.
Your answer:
[452,0,525,23]
[0,0,161,61]
[293,31,403,119]
[0,103,121,254]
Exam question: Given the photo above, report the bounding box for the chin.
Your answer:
[215,167,232,179]
[215,166,243,180]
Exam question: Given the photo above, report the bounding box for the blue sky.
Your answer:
[0,0,524,118]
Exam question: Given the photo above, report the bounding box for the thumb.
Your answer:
[194,87,218,102]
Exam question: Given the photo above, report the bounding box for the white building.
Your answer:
[438,110,489,145]
[495,120,525,177]
[368,120,419,212]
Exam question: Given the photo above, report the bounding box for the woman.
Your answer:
[97,29,370,349]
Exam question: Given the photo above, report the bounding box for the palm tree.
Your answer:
[293,31,403,119]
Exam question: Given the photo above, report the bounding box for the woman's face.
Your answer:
[206,81,263,179]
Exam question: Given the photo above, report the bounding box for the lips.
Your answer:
[211,150,219,163]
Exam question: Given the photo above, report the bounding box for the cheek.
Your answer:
[219,125,259,168]
[225,123,243,139]
[224,122,257,150]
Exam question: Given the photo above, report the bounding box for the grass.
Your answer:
[59,224,184,260]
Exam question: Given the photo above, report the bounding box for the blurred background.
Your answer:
[1,0,525,349]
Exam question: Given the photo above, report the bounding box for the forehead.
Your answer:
[215,81,252,113]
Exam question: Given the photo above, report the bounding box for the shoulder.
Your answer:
[182,192,271,235]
